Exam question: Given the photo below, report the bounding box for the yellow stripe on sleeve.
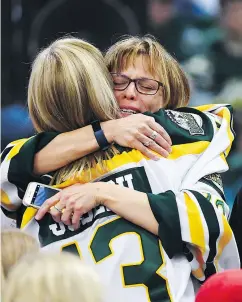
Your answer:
[215,215,233,265]
[20,207,37,229]
[169,141,209,160]
[7,138,32,161]
[184,193,206,255]
[1,189,19,210]
[216,107,234,157]
[194,104,218,112]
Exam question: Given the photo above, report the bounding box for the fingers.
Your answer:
[35,192,61,220]
[147,118,172,146]
[147,131,172,156]
[133,116,172,156]
[44,191,86,230]
[60,208,73,226]
[35,184,96,231]
[132,140,160,160]
[49,202,65,223]
[132,126,171,159]
[141,135,170,158]
[71,210,82,230]
[62,194,82,227]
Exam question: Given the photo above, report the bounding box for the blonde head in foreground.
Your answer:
[3,252,102,302]
[1,229,39,279]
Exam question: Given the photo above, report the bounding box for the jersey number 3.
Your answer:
[62,217,172,302]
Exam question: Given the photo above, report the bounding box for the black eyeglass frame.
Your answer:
[110,72,164,95]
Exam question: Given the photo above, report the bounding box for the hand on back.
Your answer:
[103,114,172,160]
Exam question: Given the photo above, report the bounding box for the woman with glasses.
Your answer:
[1,36,239,301]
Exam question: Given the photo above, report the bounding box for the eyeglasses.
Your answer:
[111,73,164,95]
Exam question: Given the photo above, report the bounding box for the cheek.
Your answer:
[145,94,164,112]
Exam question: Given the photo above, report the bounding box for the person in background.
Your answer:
[0,36,239,302]
[184,0,242,102]
[3,252,102,302]
[147,0,215,62]
[210,0,242,96]
[1,104,34,151]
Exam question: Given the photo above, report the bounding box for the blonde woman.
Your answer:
[3,252,102,302]
[0,37,239,302]
[1,229,39,279]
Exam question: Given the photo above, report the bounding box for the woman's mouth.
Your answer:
[120,109,138,115]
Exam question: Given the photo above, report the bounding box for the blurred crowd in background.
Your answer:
[1,0,242,207]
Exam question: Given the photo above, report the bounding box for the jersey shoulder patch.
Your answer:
[166,110,205,136]
[203,173,223,190]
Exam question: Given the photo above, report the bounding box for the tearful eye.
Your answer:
[138,79,158,91]
[140,84,155,90]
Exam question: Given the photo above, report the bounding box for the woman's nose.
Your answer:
[124,82,137,100]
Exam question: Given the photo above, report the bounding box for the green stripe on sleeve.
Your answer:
[147,190,183,258]
[190,190,220,277]
[8,132,59,191]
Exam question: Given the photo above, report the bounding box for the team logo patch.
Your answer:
[166,110,205,135]
[204,173,223,191]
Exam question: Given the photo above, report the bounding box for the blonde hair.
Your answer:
[1,262,5,299]
[3,252,102,302]
[105,35,190,109]
[1,230,39,279]
[28,37,120,183]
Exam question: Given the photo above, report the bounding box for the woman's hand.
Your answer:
[35,184,99,230]
[35,182,158,235]
[33,114,172,175]
[102,114,172,160]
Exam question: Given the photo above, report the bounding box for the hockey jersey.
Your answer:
[0,104,240,302]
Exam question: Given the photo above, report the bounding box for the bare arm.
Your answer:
[34,115,172,175]
[34,125,99,175]
[97,183,158,235]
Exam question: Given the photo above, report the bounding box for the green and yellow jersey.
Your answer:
[1,104,239,302]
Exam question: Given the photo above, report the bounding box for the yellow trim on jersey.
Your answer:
[55,141,210,188]
[119,233,149,299]
[1,189,16,209]
[120,237,174,302]
[215,215,233,266]
[220,153,227,165]
[88,216,121,263]
[195,104,218,112]
[184,193,206,255]
[215,107,234,157]
[7,138,32,161]
[194,104,234,158]
[89,217,173,302]
[169,141,209,160]
[61,240,82,259]
[192,249,205,281]
[20,207,37,229]
[192,267,204,280]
